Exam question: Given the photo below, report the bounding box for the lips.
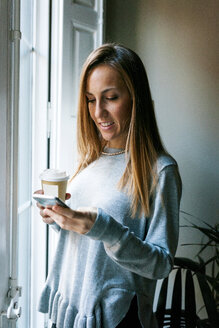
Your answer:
[99,122,114,128]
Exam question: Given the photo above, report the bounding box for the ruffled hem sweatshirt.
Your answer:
[38,149,182,328]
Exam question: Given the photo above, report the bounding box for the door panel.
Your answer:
[51,0,105,177]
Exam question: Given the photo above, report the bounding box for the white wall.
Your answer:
[106,0,219,259]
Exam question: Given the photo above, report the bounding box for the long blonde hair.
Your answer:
[73,43,166,217]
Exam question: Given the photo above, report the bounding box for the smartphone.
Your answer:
[32,194,69,208]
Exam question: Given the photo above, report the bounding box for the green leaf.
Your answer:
[199,255,218,268]
[196,272,219,327]
[180,211,216,230]
[180,211,219,240]
[181,243,211,246]
[180,223,219,243]
[204,275,219,292]
[197,256,206,274]
[197,240,214,256]
[194,227,218,243]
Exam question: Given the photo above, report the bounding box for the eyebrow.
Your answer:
[85,87,117,95]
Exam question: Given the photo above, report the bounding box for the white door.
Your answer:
[50,0,105,177]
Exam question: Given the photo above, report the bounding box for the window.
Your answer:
[0,1,104,327]
[18,0,48,327]
[17,1,33,327]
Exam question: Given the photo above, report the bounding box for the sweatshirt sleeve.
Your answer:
[85,164,182,280]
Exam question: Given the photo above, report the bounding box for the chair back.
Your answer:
[155,267,199,327]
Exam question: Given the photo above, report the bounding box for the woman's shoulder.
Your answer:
[156,152,178,174]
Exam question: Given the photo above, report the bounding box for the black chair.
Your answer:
[154,257,218,328]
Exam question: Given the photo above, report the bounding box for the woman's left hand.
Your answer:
[43,206,97,234]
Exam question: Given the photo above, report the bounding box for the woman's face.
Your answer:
[86,64,132,149]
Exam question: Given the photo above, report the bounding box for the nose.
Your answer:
[94,99,108,119]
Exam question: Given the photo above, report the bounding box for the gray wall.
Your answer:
[106,0,219,259]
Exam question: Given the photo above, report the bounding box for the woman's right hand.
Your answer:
[34,190,72,225]
[34,190,55,224]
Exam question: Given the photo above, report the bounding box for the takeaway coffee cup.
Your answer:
[39,169,70,201]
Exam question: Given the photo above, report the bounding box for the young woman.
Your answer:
[36,43,182,328]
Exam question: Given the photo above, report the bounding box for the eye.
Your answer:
[106,96,118,101]
[87,97,95,104]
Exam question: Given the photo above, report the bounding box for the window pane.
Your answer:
[18,5,33,207]
[17,208,31,328]
[17,0,33,327]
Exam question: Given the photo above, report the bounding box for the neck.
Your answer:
[106,142,126,149]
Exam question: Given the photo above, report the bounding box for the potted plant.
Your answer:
[155,211,218,328]
[175,211,219,327]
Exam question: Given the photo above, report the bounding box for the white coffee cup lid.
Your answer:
[39,169,70,182]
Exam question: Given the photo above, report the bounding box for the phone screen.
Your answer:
[33,195,69,208]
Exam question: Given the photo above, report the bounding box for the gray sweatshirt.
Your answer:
[38,149,182,328]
